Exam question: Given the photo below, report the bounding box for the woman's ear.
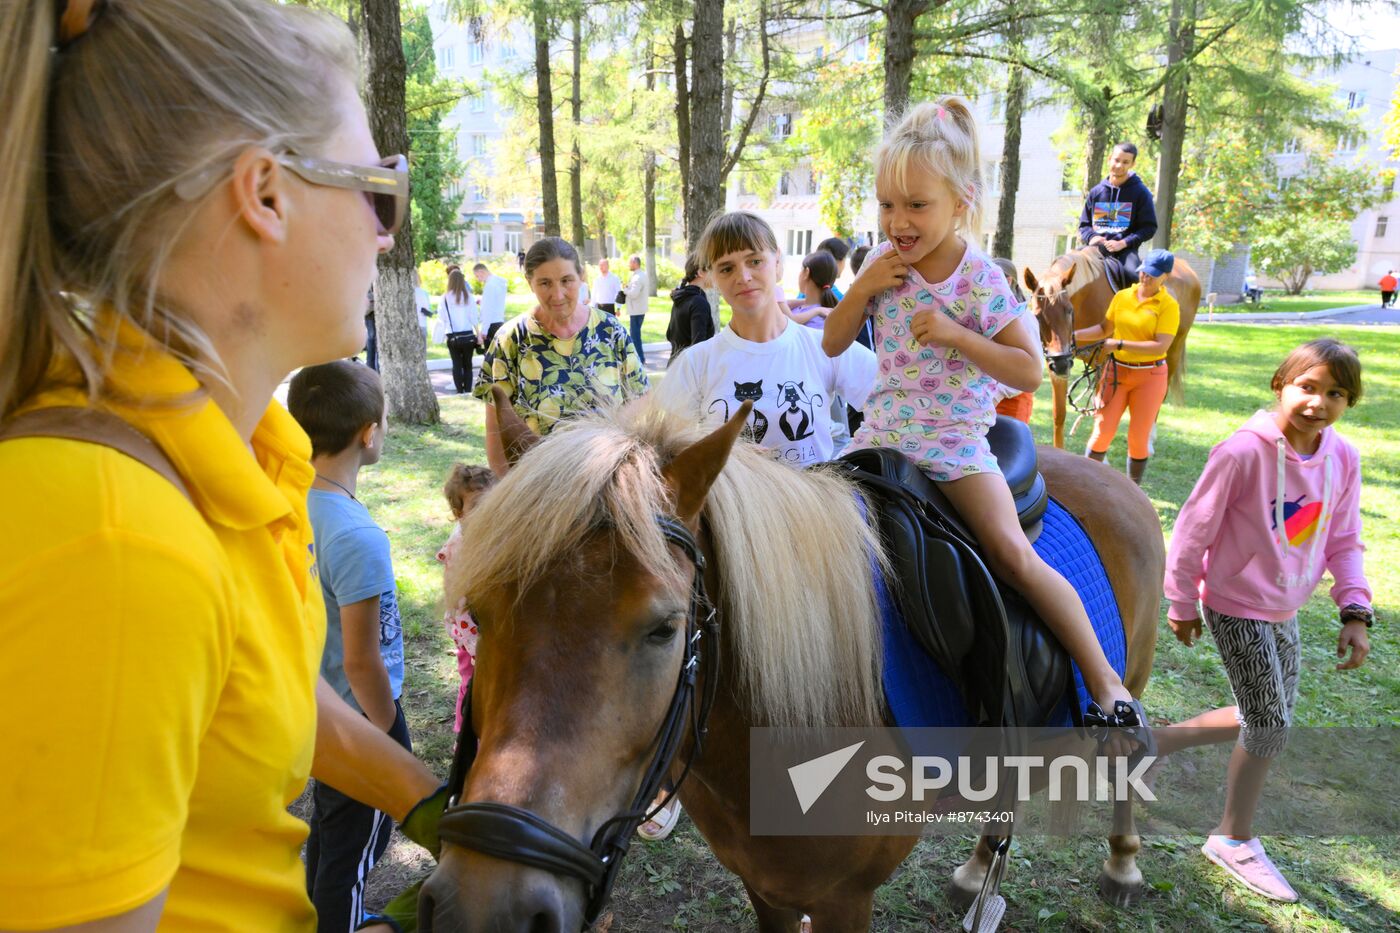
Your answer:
[230,148,290,245]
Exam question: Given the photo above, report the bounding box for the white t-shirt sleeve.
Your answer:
[652,345,705,422]
[830,341,877,409]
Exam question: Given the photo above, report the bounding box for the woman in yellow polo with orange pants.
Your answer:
[1074,248,1180,485]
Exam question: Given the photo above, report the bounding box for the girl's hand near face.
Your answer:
[850,249,908,300]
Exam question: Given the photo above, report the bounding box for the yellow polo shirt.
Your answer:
[0,325,324,931]
[1104,285,1180,364]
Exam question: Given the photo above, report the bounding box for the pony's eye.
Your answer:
[647,621,679,644]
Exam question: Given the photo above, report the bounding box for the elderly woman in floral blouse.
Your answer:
[473,237,649,474]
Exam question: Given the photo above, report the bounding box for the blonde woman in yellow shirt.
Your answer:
[0,2,443,929]
[1072,249,1181,485]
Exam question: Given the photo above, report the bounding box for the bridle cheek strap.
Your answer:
[434,514,717,927]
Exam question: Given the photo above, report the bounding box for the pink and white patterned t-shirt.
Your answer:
[848,240,1026,481]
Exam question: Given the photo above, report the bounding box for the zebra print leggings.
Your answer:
[1204,608,1301,759]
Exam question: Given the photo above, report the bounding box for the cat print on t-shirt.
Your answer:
[708,379,770,444]
[775,380,822,442]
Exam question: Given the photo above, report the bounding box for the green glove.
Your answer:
[400,783,449,858]
[355,877,424,933]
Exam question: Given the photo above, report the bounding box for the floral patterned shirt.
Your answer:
[473,305,649,434]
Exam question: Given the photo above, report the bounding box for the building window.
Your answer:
[469,41,485,64]
[779,172,792,196]
[1060,160,1078,195]
[476,229,494,254]
[472,183,489,201]
[1346,89,1367,110]
[1282,137,1301,154]
[437,46,455,69]
[470,94,486,113]
[985,161,1001,196]
[1053,233,1076,260]
[771,112,793,140]
[1337,132,1364,152]
[501,40,517,60]
[658,234,673,257]
[786,229,812,256]
[807,171,821,196]
[1278,175,1292,192]
[471,134,487,156]
[1378,216,1390,238]
[984,92,1004,122]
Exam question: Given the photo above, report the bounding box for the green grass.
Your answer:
[361,323,1400,931]
[1214,290,1377,315]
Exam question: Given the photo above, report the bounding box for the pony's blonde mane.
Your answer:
[1054,249,1104,298]
[448,399,886,728]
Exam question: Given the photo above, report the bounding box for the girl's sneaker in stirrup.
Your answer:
[1201,835,1298,902]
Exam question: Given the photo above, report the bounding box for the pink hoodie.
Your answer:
[1165,410,1371,622]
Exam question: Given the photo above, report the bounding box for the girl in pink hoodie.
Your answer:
[1163,338,1373,903]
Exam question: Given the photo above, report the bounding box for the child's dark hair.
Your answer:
[801,250,840,309]
[287,361,385,458]
[1272,338,1363,406]
[850,244,872,275]
[682,252,702,285]
[816,237,850,263]
[443,463,497,518]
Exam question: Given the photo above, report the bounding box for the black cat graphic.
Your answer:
[775,380,823,442]
[708,380,768,443]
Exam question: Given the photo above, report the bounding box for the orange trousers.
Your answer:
[1088,360,1167,459]
[995,392,1034,424]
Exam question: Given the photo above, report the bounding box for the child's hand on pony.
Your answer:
[1169,614,1203,647]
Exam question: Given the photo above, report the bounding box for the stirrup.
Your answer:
[962,836,1011,933]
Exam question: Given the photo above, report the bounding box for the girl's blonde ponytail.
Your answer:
[876,95,986,242]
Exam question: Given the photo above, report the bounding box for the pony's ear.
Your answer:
[491,385,541,464]
[663,401,752,524]
[1022,267,1040,294]
[1060,261,1077,288]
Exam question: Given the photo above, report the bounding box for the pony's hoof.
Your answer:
[1097,869,1144,908]
[945,869,982,910]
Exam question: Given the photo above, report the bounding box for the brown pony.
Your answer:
[1024,250,1201,449]
[418,391,1161,932]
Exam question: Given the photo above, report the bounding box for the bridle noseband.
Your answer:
[435,514,719,927]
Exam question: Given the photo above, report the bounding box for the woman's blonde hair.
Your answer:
[875,96,985,240]
[0,0,359,416]
[695,211,781,270]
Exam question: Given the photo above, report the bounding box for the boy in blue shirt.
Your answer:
[288,361,410,933]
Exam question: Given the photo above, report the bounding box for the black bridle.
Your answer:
[436,514,719,927]
[1037,291,1108,429]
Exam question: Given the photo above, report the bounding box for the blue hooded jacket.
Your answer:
[1078,173,1158,254]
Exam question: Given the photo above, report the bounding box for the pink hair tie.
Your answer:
[935,107,948,121]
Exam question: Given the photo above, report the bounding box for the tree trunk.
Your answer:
[673,21,692,242]
[533,0,560,237]
[361,0,438,425]
[569,9,585,252]
[687,0,724,249]
[1154,0,1196,249]
[721,18,737,151]
[992,56,1026,258]
[883,0,924,125]
[1082,95,1109,195]
[645,47,658,296]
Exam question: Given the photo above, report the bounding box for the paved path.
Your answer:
[1198,303,1400,326]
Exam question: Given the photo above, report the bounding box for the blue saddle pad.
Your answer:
[878,496,1125,729]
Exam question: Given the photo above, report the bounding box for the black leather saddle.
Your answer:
[1099,252,1134,293]
[838,417,1072,729]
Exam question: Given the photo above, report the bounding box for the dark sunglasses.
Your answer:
[174,152,409,236]
[277,153,409,236]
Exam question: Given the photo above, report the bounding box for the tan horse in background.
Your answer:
[1023,251,1201,449]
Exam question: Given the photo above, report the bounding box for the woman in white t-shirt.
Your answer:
[656,211,876,468]
[439,267,480,394]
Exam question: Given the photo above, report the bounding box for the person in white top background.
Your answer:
[593,257,622,314]
[657,211,876,468]
[622,254,649,365]
[440,267,479,394]
[472,262,507,350]
[412,269,433,343]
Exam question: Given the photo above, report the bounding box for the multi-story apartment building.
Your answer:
[1272,48,1399,290]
